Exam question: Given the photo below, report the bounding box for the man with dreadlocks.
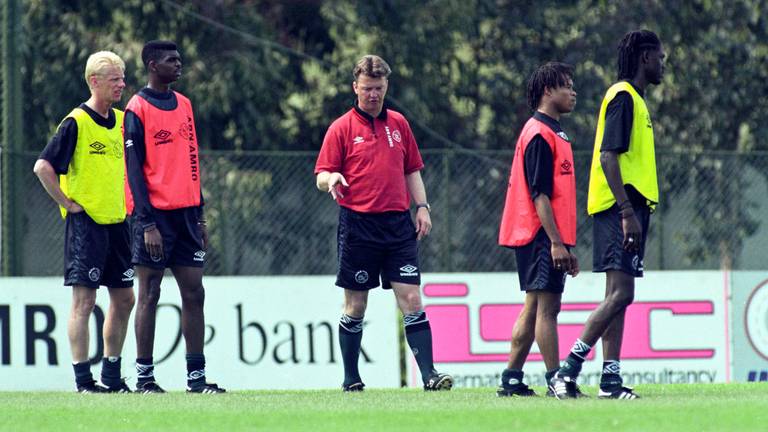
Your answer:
[550,30,665,400]
[497,62,579,397]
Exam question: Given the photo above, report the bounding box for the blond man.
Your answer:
[33,51,135,393]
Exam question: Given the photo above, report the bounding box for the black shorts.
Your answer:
[336,207,420,291]
[131,207,205,268]
[513,228,567,293]
[64,212,133,289]
[592,203,651,277]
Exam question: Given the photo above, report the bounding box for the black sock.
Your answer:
[403,311,436,384]
[339,314,364,385]
[101,356,122,387]
[559,339,591,378]
[73,361,94,386]
[186,353,206,387]
[600,360,622,389]
[501,368,524,388]
[545,368,559,384]
[136,357,155,386]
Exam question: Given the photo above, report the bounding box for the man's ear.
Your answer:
[641,50,651,65]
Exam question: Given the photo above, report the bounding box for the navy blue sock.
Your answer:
[339,314,364,385]
[136,357,155,385]
[404,311,436,384]
[186,353,206,387]
[559,339,591,378]
[73,361,93,386]
[501,368,524,388]
[545,368,559,384]
[600,360,623,389]
[101,356,122,387]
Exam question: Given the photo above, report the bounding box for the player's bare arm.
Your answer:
[33,159,84,213]
[405,170,431,240]
[533,194,578,276]
[600,150,641,252]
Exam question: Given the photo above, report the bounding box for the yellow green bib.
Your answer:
[59,107,127,224]
[587,81,658,215]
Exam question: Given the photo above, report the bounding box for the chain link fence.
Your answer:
[6,149,768,276]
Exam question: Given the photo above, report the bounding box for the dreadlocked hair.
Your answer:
[617,30,661,80]
[526,62,574,111]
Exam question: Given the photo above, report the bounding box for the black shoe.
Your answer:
[598,385,639,400]
[76,380,107,394]
[136,381,166,394]
[424,373,453,391]
[497,382,536,397]
[342,382,365,392]
[187,382,226,394]
[103,379,132,393]
[549,375,587,399]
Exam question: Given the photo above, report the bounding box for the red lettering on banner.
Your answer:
[424,283,716,363]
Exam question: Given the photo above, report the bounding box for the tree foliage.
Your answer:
[16,0,768,270]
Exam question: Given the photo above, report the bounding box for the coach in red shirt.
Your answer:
[315,55,452,392]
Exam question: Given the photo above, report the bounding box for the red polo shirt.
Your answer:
[315,106,424,213]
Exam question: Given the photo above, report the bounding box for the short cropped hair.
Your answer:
[352,55,391,80]
[84,51,125,88]
[526,62,574,111]
[141,40,178,68]
[617,30,661,80]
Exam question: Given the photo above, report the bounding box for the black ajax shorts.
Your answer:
[592,203,651,277]
[336,206,420,291]
[131,207,205,269]
[64,212,133,289]
[513,228,567,293]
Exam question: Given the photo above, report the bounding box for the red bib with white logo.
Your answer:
[499,117,577,247]
[125,91,201,213]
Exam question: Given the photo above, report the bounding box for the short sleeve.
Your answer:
[39,118,78,174]
[600,91,634,153]
[315,122,345,174]
[401,118,424,174]
[523,134,554,199]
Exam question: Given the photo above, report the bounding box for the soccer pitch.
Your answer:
[1,384,766,431]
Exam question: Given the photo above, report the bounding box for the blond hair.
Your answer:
[352,55,391,80]
[84,51,125,89]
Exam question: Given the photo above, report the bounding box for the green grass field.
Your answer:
[1,384,766,431]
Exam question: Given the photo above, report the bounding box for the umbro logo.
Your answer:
[89,141,106,155]
[399,264,418,277]
[194,250,206,261]
[154,130,173,145]
[557,131,570,141]
[560,159,572,174]
[353,136,364,144]
[125,139,134,148]
[121,269,135,282]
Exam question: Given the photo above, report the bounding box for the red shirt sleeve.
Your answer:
[314,120,345,174]
[401,118,424,174]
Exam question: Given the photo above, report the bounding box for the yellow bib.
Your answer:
[587,82,658,215]
[59,107,127,224]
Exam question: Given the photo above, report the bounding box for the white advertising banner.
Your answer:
[0,276,400,391]
[408,271,729,388]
